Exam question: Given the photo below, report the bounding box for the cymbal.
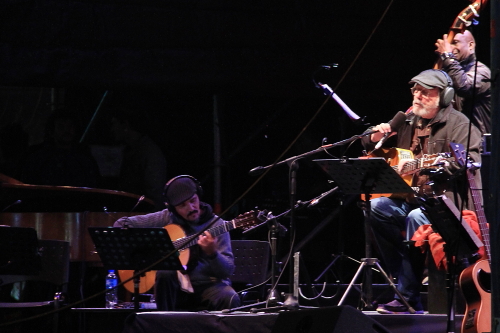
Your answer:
[0,181,156,212]
[0,173,24,185]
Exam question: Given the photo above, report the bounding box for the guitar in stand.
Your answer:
[449,143,491,333]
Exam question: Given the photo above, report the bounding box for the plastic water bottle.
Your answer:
[105,270,118,309]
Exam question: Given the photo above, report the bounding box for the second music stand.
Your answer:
[314,157,415,312]
[88,227,183,310]
[0,226,41,284]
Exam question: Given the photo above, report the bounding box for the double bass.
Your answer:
[434,0,489,69]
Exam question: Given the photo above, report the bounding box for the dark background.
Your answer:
[0,0,492,285]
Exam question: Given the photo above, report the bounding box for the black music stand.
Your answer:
[88,227,183,310]
[314,157,415,312]
[418,194,482,258]
[0,227,41,283]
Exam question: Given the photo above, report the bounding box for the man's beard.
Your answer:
[187,209,200,223]
[412,99,440,119]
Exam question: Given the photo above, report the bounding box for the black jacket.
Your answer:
[442,53,491,135]
[362,105,482,210]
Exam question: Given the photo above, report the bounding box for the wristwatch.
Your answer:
[440,52,455,61]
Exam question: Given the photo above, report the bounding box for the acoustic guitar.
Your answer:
[118,210,265,294]
[361,148,445,199]
[450,143,491,333]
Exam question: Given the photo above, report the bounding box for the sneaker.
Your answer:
[376,299,424,314]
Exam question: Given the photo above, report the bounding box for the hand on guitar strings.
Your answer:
[198,231,217,256]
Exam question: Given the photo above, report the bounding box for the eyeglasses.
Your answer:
[410,86,433,98]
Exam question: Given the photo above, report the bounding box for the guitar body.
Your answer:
[459,259,491,333]
[116,210,263,294]
[361,148,414,200]
[118,224,189,294]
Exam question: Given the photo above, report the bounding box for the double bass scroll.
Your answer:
[434,0,489,69]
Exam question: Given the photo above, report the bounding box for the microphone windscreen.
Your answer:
[389,111,407,131]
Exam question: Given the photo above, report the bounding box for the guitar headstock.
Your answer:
[413,153,451,172]
[449,142,467,167]
[233,209,268,231]
[420,154,442,169]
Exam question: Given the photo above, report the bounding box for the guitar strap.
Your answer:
[411,120,438,196]
[412,117,431,158]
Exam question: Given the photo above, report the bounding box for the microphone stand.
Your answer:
[223,211,287,313]
[248,133,370,312]
[248,130,375,177]
[223,187,338,313]
[282,159,300,310]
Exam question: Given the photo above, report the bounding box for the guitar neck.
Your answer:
[172,218,235,251]
[398,155,436,175]
[467,170,491,262]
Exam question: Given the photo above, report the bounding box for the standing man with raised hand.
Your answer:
[435,30,491,135]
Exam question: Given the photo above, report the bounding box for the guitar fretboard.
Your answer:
[392,154,440,175]
[468,170,491,263]
[172,218,235,250]
[170,212,259,251]
[450,142,490,263]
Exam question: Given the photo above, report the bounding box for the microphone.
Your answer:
[309,186,339,207]
[248,166,265,176]
[317,83,362,123]
[2,199,22,212]
[130,195,145,212]
[320,63,339,70]
[373,111,407,150]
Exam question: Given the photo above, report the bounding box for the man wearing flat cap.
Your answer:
[361,69,482,314]
[114,175,240,311]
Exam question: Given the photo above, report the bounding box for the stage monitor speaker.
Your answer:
[270,306,392,333]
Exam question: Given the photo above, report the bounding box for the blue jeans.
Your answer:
[370,197,430,305]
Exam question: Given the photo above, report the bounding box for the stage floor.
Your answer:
[71,307,465,333]
[366,311,464,333]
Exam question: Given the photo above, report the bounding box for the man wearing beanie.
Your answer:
[361,69,482,314]
[113,175,240,311]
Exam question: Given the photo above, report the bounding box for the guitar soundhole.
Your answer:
[478,269,491,293]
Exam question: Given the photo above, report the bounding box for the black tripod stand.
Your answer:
[313,195,361,285]
[315,157,416,311]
